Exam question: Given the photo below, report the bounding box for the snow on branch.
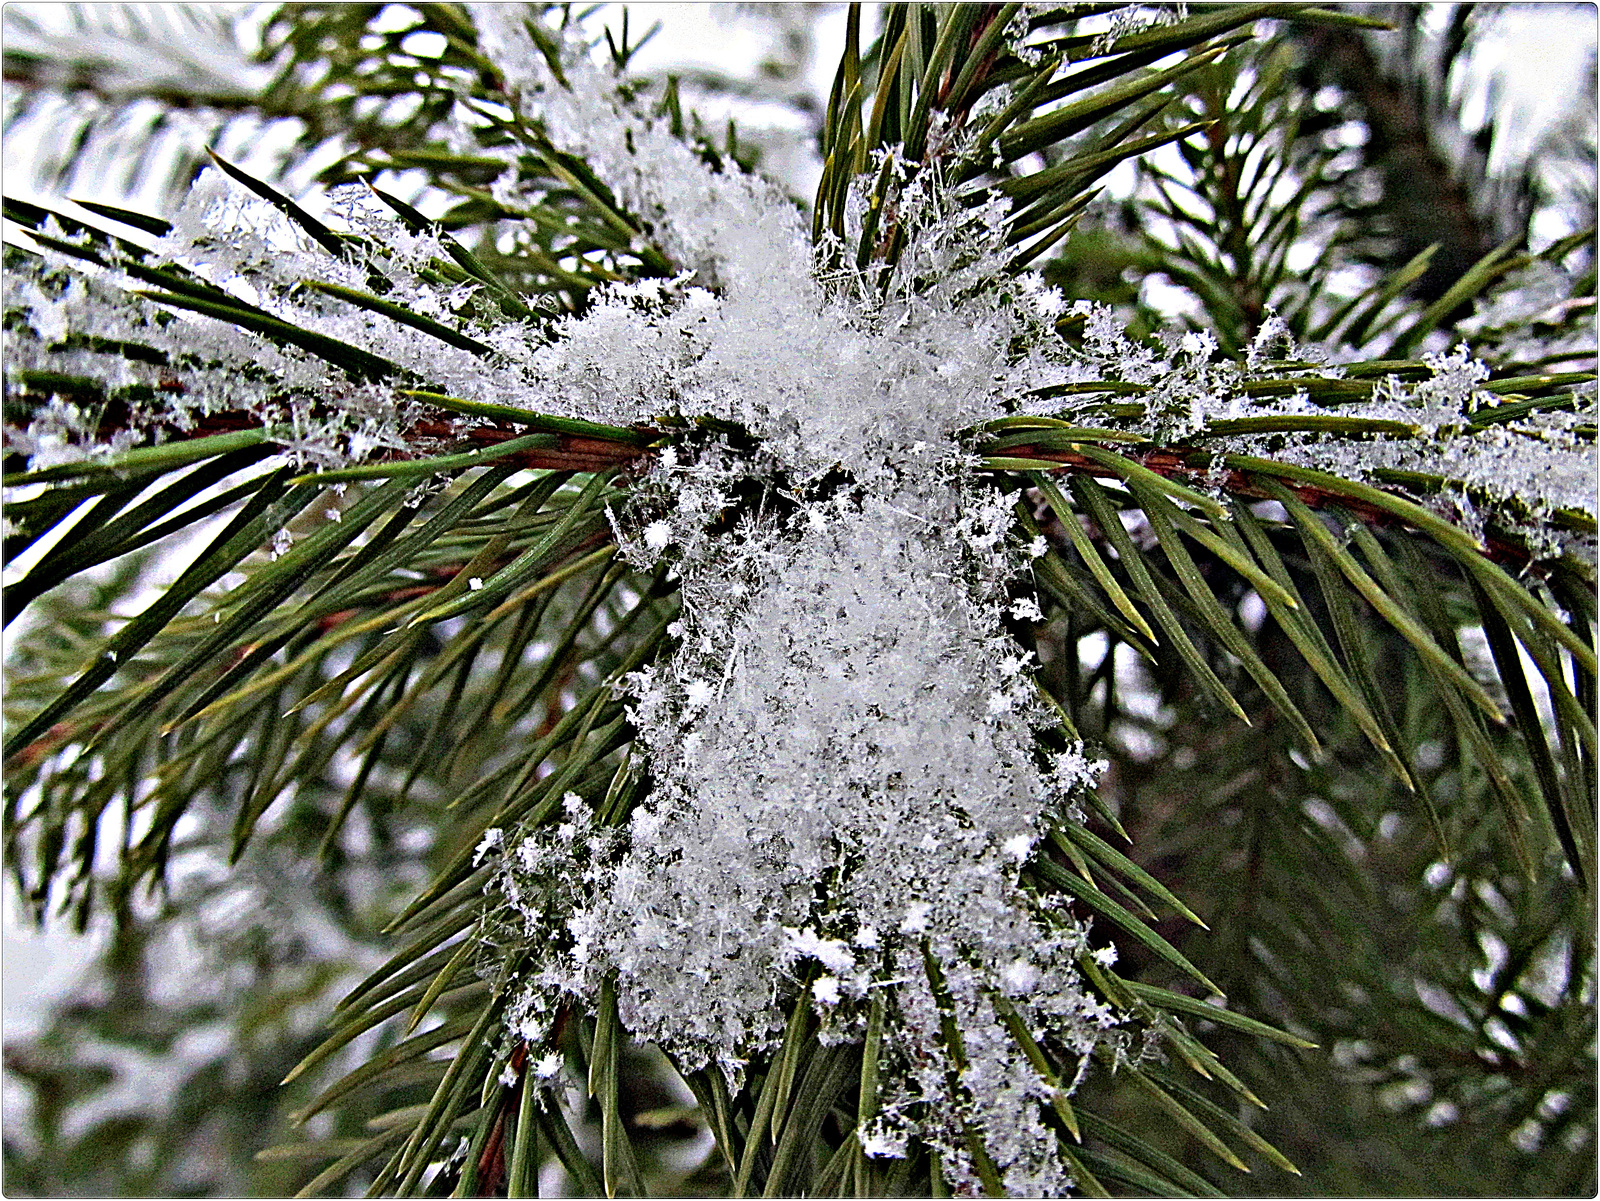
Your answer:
[3,4,1593,1189]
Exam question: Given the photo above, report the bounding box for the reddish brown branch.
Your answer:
[403,416,654,474]
[4,719,105,770]
[15,401,657,478]
[35,398,1551,573]
[1002,443,1537,568]
[24,392,1559,572]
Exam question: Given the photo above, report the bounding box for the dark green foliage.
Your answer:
[3,4,1594,1197]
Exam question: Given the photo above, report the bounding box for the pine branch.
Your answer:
[4,5,1593,1196]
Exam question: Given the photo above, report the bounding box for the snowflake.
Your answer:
[643,520,673,551]
[16,4,1584,1191]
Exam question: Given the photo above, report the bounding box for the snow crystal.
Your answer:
[812,976,843,1006]
[473,827,504,866]
[900,903,934,935]
[1003,834,1035,861]
[860,1119,909,1159]
[642,520,673,551]
[10,4,1589,1191]
[786,927,857,974]
[454,26,1127,1163]
[1001,958,1041,995]
[533,1052,564,1080]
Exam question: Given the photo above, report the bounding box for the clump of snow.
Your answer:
[463,9,1123,1189]
[6,2,1592,1190]
[1053,301,1596,548]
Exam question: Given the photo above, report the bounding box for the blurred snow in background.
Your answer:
[1,0,1595,1163]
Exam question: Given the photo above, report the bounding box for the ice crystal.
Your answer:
[450,10,1125,1188]
[1088,4,1185,57]
[5,4,1591,1190]
[1057,301,1596,550]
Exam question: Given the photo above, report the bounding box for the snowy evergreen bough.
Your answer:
[3,3,1594,1196]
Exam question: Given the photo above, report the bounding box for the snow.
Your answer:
[1055,299,1597,548]
[454,11,1126,1189]
[4,4,1593,1192]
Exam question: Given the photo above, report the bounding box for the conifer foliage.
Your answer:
[3,3,1595,1196]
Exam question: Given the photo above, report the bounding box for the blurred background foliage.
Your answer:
[2,2,1595,1196]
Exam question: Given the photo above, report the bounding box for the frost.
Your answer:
[469,62,1131,1162]
[812,976,843,1006]
[1054,300,1596,548]
[900,902,934,935]
[642,520,673,551]
[1088,5,1184,57]
[1003,834,1035,861]
[786,927,857,974]
[5,179,429,473]
[1010,596,1045,623]
[532,1052,564,1080]
[860,1118,909,1159]
[1180,329,1218,360]
[1001,958,1041,995]
[472,827,504,865]
[8,4,1590,1191]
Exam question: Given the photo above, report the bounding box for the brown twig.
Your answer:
[1000,442,1538,568]
[403,416,654,474]
[3,719,105,770]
